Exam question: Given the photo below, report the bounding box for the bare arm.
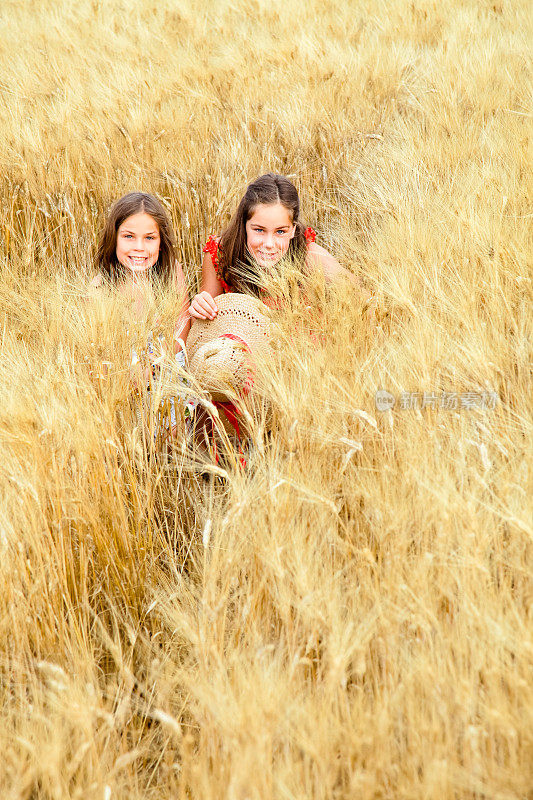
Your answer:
[189,250,225,319]
[171,260,192,349]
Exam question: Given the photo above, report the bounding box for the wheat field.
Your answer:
[1,0,532,797]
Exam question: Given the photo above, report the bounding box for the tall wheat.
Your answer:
[0,0,531,797]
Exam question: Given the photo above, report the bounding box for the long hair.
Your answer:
[95,192,176,282]
[218,174,308,295]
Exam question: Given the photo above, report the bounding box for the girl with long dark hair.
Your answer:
[91,192,191,438]
[92,191,190,344]
[189,173,371,319]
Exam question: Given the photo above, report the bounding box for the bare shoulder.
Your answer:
[307,241,332,259]
[306,242,345,279]
[306,243,369,295]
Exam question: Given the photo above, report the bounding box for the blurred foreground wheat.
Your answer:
[0,0,532,797]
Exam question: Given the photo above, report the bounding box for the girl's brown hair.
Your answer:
[96,192,176,282]
[218,173,308,295]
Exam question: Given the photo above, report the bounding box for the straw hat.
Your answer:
[187,292,272,402]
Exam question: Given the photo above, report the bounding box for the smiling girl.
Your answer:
[187,174,373,457]
[91,192,191,438]
[92,191,190,341]
[189,172,371,319]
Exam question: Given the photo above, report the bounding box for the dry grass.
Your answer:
[1,0,532,797]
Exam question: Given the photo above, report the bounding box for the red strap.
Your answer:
[202,236,219,263]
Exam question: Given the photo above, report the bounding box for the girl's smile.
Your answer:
[116,212,161,275]
[245,202,295,268]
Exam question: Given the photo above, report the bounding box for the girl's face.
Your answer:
[116,212,160,276]
[245,203,295,268]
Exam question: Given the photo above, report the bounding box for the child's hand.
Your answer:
[189,291,218,320]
